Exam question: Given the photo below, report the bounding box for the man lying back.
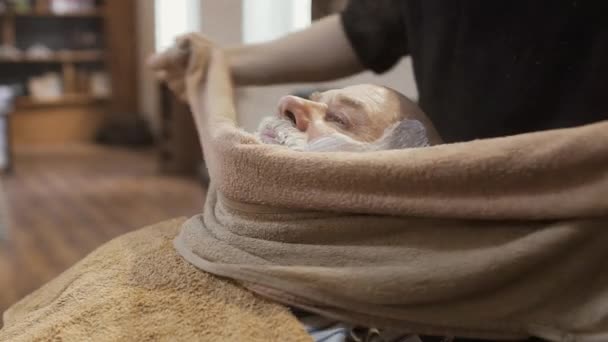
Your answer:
[256,84,440,152]
[150,37,441,342]
[257,84,442,151]
[149,38,441,153]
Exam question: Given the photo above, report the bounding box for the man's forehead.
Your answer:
[314,85,394,106]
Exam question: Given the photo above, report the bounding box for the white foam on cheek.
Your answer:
[375,120,429,150]
[305,120,430,152]
[305,134,372,152]
[256,116,430,153]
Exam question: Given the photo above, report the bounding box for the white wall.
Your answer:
[155,0,202,51]
[242,0,311,44]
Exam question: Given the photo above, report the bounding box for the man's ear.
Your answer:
[379,119,430,150]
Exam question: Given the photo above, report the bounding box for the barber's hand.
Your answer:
[147,33,215,102]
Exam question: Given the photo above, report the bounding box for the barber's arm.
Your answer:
[149,15,363,98]
[227,15,363,85]
[229,0,410,84]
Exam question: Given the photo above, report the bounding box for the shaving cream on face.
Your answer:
[256,115,429,153]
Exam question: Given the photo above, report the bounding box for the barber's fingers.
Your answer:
[146,53,164,70]
[149,33,217,102]
[176,33,217,72]
[154,70,168,81]
[153,71,185,93]
[149,32,214,70]
[147,49,189,76]
[167,77,188,102]
[168,78,185,95]
[147,52,174,71]
[176,32,213,53]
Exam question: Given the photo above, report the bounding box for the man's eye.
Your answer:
[326,112,348,126]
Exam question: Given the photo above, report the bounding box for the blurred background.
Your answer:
[0,0,417,317]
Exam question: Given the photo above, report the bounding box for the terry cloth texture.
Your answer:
[0,218,312,342]
[174,34,608,342]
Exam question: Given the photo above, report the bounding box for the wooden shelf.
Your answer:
[0,50,104,63]
[0,1,139,146]
[2,9,104,18]
[15,94,109,109]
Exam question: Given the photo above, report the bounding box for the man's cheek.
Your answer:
[306,122,337,142]
[345,125,383,143]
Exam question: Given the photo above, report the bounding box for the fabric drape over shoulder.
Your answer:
[175,35,608,341]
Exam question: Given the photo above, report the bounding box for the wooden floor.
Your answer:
[0,144,205,317]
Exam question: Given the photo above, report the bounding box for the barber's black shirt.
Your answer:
[341,0,608,143]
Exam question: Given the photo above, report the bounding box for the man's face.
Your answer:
[257,84,409,151]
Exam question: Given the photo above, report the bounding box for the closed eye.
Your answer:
[326,112,350,127]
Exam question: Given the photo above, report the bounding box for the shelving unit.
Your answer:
[15,93,108,108]
[10,9,104,17]
[0,50,104,63]
[0,0,112,145]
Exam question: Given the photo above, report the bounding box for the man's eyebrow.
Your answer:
[335,95,365,109]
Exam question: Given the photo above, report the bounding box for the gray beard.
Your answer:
[255,116,429,152]
[255,116,374,152]
[256,116,308,150]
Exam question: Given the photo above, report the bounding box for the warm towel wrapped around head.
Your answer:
[174,34,608,341]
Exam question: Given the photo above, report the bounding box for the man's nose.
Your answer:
[278,95,323,132]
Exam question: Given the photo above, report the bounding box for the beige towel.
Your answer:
[174,34,608,341]
[0,218,312,342]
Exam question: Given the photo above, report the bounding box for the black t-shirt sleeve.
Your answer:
[340,0,408,73]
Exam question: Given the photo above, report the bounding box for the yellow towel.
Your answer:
[1,218,311,342]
